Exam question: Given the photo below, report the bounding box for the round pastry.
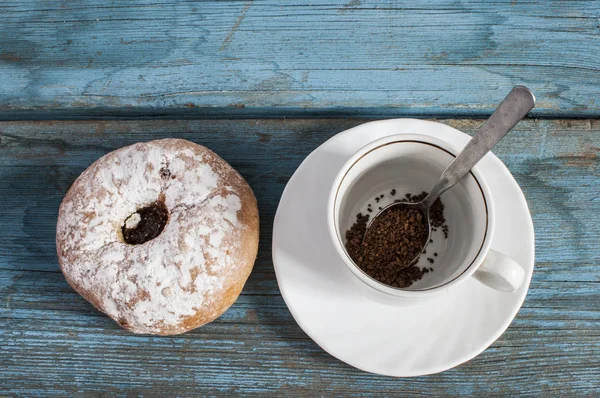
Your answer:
[56,138,259,335]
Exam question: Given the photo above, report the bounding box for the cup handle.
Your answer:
[473,249,525,292]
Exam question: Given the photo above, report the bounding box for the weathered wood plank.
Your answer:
[0,119,599,395]
[1,1,599,118]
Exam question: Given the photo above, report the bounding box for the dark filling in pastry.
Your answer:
[122,200,169,245]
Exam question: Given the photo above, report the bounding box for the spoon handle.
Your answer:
[423,86,536,208]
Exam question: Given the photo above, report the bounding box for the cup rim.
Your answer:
[327,133,495,298]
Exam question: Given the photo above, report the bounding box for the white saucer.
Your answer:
[272,119,535,377]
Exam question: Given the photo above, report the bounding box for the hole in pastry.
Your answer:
[160,166,171,179]
[122,199,169,245]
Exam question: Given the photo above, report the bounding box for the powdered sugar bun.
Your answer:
[56,139,259,335]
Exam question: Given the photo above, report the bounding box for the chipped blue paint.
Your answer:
[0,119,598,395]
[0,1,599,119]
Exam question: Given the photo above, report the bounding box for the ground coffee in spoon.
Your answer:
[344,191,448,288]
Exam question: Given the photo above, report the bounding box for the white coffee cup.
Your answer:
[327,134,525,303]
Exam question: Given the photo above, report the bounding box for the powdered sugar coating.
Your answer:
[56,139,259,335]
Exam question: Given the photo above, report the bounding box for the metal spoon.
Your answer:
[364,85,536,266]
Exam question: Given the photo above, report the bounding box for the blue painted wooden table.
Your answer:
[1,1,599,396]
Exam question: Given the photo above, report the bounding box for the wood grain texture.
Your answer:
[1,119,599,396]
[1,1,600,119]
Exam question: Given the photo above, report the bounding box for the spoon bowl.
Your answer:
[365,200,431,268]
